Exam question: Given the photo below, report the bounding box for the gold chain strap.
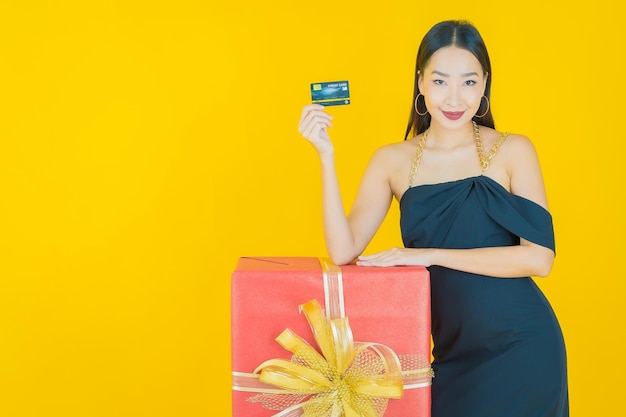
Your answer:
[473,121,509,173]
[408,122,510,186]
[408,129,428,187]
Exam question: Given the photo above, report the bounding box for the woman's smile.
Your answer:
[442,110,465,120]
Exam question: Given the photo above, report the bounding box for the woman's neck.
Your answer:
[426,122,475,149]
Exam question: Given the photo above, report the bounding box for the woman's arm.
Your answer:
[299,105,393,265]
[357,134,555,277]
[356,243,554,277]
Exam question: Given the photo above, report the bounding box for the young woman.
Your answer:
[298,20,568,417]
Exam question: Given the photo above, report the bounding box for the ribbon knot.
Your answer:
[250,299,410,417]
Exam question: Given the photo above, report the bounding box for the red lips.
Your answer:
[442,111,464,120]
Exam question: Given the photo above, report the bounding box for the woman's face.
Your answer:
[418,46,487,128]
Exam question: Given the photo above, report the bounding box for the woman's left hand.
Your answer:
[356,247,434,267]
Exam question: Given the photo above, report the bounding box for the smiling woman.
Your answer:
[407,20,495,137]
[298,20,569,417]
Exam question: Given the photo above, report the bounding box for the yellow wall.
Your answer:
[0,1,623,415]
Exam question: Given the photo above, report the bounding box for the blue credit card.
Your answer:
[311,80,350,106]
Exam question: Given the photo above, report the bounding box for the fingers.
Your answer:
[298,105,333,137]
[356,248,428,267]
[356,258,391,267]
[300,116,330,137]
[301,122,327,142]
[356,248,399,267]
[298,104,330,125]
[357,248,399,260]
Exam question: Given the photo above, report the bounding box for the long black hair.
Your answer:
[404,20,495,140]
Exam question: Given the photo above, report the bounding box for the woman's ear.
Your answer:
[483,72,489,91]
[417,70,423,92]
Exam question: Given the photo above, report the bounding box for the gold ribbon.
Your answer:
[252,299,410,417]
[232,258,433,417]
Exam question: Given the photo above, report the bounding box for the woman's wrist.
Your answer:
[319,152,335,167]
[426,248,440,267]
[411,248,438,267]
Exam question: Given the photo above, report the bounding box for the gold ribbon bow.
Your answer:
[250,299,407,417]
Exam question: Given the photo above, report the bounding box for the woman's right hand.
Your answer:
[298,104,334,156]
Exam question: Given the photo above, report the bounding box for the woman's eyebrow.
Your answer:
[431,70,479,77]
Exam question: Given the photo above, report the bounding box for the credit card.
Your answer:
[310,80,350,106]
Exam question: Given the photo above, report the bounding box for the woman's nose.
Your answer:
[446,86,460,106]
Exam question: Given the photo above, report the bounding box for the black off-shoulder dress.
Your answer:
[400,174,568,417]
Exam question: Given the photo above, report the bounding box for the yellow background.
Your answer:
[0,0,623,415]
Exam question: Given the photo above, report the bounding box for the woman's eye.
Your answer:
[464,80,477,86]
[433,79,445,85]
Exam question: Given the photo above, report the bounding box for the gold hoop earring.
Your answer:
[414,93,428,116]
[475,96,490,118]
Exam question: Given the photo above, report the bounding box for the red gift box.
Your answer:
[231,257,432,417]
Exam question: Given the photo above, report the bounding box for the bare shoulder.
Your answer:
[362,139,416,198]
[367,139,414,167]
[480,126,533,152]
[373,138,414,156]
[501,132,537,154]
[478,126,538,166]
[497,131,541,171]
[496,130,548,208]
